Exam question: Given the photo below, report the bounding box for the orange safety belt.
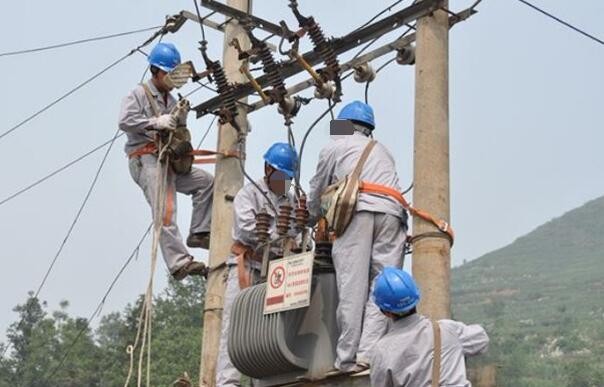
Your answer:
[128,144,240,164]
[128,142,158,158]
[358,181,455,244]
[129,145,240,227]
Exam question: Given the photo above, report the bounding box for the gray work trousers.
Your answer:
[216,262,260,387]
[331,211,406,371]
[128,154,213,272]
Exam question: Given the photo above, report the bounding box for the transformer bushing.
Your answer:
[276,204,293,237]
[255,210,272,244]
[294,195,310,232]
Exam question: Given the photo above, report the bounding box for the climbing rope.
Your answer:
[123,135,172,387]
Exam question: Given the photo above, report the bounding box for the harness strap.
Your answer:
[128,144,240,163]
[231,240,255,289]
[128,142,158,159]
[431,319,442,387]
[141,83,161,118]
[335,140,377,232]
[358,181,455,244]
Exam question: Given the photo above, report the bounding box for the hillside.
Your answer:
[452,196,604,386]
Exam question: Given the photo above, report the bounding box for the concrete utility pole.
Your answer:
[412,1,451,320]
[199,1,251,385]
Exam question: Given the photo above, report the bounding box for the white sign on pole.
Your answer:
[264,251,314,315]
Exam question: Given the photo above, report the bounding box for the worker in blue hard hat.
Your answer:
[118,42,214,280]
[370,267,489,387]
[216,142,299,386]
[307,100,409,375]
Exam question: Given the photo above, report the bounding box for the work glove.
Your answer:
[153,114,177,131]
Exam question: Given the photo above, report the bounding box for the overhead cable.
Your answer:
[0,24,167,142]
[517,0,604,46]
[0,26,162,57]
[0,133,125,207]
[41,224,153,383]
[34,129,121,299]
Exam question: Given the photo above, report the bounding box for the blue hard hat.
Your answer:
[148,42,181,73]
[337,100,375,129]
[263,143,298,178]
[373,267,420,314]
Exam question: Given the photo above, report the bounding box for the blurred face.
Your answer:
[265,164,292,196]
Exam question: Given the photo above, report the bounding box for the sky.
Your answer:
[0,0,603,340]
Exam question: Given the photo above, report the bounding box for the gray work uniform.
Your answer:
[370,314,490,387]
[216,179,295,387]
[307,132,408,371]
[118,80,214,273]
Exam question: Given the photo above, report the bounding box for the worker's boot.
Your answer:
[186,232,210,250]
[172,260,208,280]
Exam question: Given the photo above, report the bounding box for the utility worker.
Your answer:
[307,100,408,374]
[216,143,298,387]
[118,42,214,280]
[371,267,489,387]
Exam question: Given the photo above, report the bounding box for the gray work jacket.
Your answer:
[227,179,296,266]
[307,132,406,224]
[370,314,490,387]
[117,80,176,154]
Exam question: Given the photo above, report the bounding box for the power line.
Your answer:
[517,0,604,46]
[0,133,125,207]
[0,25,166,142]
[0,26,162,57]
[1,129,123,360]
[34,129,121,298]
[0,54,133,142]
[196,115,218,148]
[0,83,216,209]
[364,25,415,104]
[353,0,408,33]
[192,0,208,42]
[365,57,397,103]
[41,224,152,382]
[297,98,337,184]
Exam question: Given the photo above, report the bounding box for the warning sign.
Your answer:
[264,251,313,315]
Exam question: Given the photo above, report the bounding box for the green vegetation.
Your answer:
[453,196,604,387]
[0,277,204,386]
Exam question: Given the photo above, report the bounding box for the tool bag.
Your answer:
[320,140,377,237]
[167,125,194,175]
[142,84,194,175]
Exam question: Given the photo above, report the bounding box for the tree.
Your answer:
[0,276,207,386]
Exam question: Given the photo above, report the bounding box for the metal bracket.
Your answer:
[200,0,293,37]
[193,0,442,117]
[245,6,476,114]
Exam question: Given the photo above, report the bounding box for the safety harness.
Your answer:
[128,83,240,227]
[128,144,240,165]
[129,83,240,165]
[358,181,455,244]
[320,139,454,244]
[431,319,442,387]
